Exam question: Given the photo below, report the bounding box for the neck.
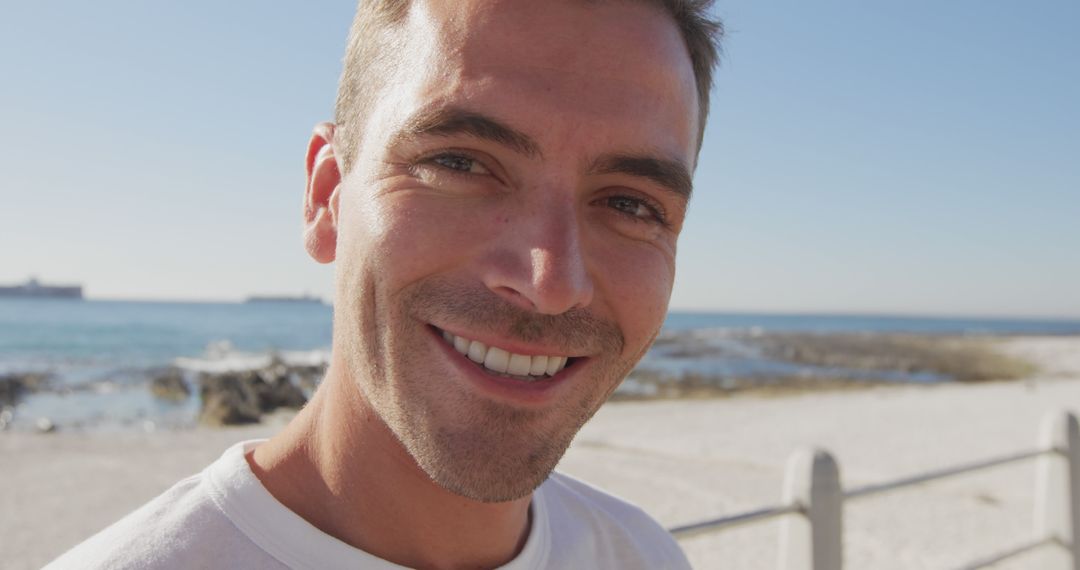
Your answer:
[249,361,533,570]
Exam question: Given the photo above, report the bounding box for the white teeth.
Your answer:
[507,353,532,376]
[484,346,510,373]
[529,355,549,376]
[546,356,566,376]
[467,340,487,363]
[440,329,570,377]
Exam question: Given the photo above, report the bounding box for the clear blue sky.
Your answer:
[1,1,1077,318]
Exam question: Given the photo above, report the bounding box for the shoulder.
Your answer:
[45,473,228,569]
[45,442,284,570]
[537,472,691,570]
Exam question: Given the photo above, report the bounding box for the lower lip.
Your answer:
[427,327,576,406]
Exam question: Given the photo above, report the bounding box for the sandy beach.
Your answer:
[4,336,1079,569]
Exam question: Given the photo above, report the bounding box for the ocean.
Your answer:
[2,299,1079,432]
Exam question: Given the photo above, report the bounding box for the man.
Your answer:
[49,0,721,568]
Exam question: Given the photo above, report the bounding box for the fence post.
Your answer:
[779,448,843,570]
[1034,410,1080,570]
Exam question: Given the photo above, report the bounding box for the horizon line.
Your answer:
[6,296,1078,322]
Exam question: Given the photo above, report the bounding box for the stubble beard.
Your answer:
[392,385,590,503]
[352,277,634,503]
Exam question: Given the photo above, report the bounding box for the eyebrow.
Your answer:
[393,105,692,199]
[589,153,694,200]
[393,106,542,158]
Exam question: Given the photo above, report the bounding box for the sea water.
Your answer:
[3,299,1079,431]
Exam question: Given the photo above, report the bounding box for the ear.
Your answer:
[303,122,341,264]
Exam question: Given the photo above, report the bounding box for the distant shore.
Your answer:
[620,330,1045,400]
[4,335,1080,568]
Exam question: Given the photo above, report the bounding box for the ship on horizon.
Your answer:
[0,277,83,299]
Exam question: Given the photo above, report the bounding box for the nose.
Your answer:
[483,202,595,315]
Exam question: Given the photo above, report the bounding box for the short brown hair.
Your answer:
[334,0,723,172]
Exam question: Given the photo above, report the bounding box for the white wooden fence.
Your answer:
[669,410,1080,570]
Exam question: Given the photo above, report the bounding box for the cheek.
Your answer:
[590,239,674,346]
[353,194,508,286]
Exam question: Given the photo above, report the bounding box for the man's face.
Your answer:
[331,0,698,502]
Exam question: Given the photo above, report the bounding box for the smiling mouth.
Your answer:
[434,327,574,381]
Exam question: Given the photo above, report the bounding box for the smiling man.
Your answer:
[48,1,721,568]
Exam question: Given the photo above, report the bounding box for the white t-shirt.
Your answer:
[46,440,691,569]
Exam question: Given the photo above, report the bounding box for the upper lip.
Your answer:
[431,324,585,359]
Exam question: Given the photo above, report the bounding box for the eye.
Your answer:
[428,153,490,175]
[603,195,668,226]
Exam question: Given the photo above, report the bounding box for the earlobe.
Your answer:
[303,123,341,264]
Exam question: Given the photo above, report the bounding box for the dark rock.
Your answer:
[253,365,307,412]
[199,373,262,426]
[149,368,190,401]
[0,372,51,407]
[197,361,308,426]
[0,379,17,408]
[292,364,327,395]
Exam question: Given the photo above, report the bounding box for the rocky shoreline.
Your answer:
[0,332,1053,430]
[154,355,324,426]
[619,331,1040,400]
[0,355,327,431]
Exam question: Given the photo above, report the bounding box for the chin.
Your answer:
[388,368,593,502]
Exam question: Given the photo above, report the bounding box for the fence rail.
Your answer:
[668,410,1080,570]
[669,503,801,539]
[844,448,1046,502]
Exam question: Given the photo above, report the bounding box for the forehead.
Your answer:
[376,0,699,164]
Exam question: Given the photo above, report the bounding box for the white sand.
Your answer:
[3,336,1079,569]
